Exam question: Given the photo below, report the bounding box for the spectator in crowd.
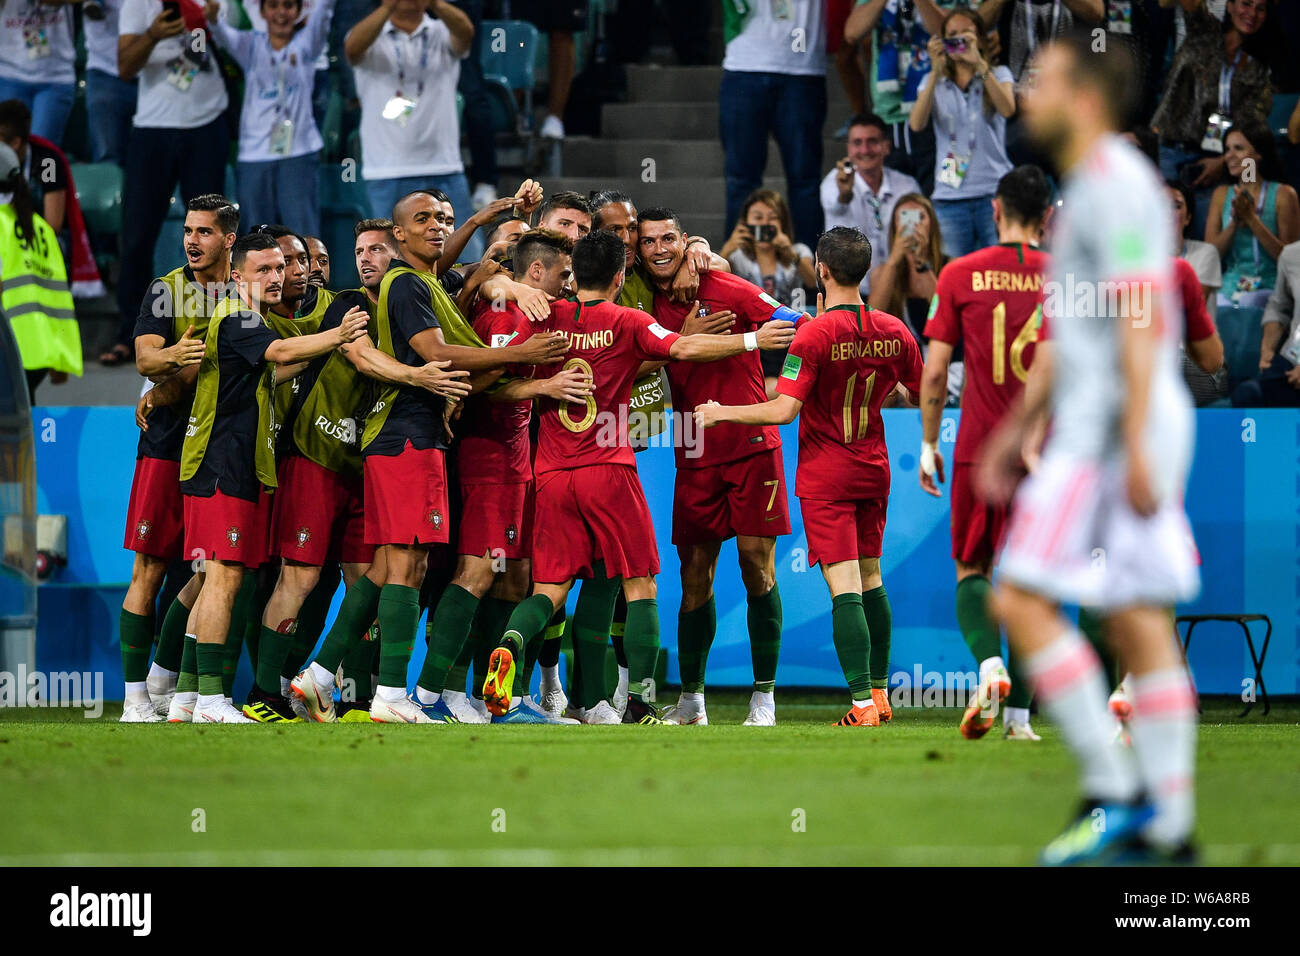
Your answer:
[222,0,333,128]
[844,1,983,194]
[828,0,867,121]
[208,0,335,238]
[1150,0,1272,215]
[909,9,1014,258]
[84,0,139,165]
[867,193,947,342]
[820,112,921,293]
[1205,122,1299,308]
[452,0,497,210]
[346,0,479,258]
[0,0,77,145]
[109,0,232,367]
[719,0,827,250]
[518,0,586,141]
[0,100,67,235]
[720,188,816,306]
[0,143,81,401]
[1231,240,1300,406]
[1170,180,1222,318]
[980,0,1101,83]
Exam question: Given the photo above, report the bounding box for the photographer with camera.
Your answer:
[909,8,1015,259]
[819,113,921,293]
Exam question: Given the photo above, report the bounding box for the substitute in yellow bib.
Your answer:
[0,143,81,402]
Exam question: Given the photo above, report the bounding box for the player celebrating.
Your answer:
[305,236,330,289]
[696,227,922,728]
[918,165,1052,741]
[640,207,805,726]
[119,194,235,722]
[178,233,368,724]
[978,33,1200,864]
[292,190,567,723]
[413,230,594,723]
[480,230,796,724]
[243,222,473,722]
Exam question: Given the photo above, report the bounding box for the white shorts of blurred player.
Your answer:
[995,452,1201,610]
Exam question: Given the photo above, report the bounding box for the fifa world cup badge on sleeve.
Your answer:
[781,354,802,381]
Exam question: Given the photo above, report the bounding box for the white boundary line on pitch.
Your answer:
[2,844,1298,866]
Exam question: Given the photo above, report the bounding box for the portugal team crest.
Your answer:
[295,527,312,549]
[427,509,443,529]
[506,524,517,544]
[135,519,152,541]
[226,526,241,546]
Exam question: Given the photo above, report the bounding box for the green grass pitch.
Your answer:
[1,695,1297,866]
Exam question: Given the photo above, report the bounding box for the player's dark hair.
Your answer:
[186,193,239,235]
[537,191,593,224]
[589,189,635,228]
[514,229,574,275]
[816,226,873,287]
[0,98,31,144]
[1126,126,1159,164]
[637,206,684,234]
[1057,26,1138,129]
[1166,179,1195,236]
[354,217,397,251]
[231,232,280,271]
[485,216,527,247]
[255,224,309,262]
[845,112,889,138]
[995,166,1052,227]
[570,229,626,290]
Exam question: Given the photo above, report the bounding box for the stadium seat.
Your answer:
[69,162,123,235]
[481,19,541,128]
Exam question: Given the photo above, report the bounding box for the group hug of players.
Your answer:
[112,32,1207,863]
[113,162,1215,737]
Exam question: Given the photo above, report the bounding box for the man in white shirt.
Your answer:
[84,0,139,165]
[820,112,922,293]
[0,0,77,144]
[108,0,231,367]
[346,0,481,261]
[719,0,827,250]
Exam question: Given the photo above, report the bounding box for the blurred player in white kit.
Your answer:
[978,31,1201,866]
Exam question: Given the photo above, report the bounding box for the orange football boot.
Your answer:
[834,702,881,726]
[872,687,893,723]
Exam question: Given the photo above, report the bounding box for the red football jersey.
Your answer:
[924,243,1048,464]
[653,271,787,469]
[458,301,536,485]
[1176,256,1215,343]
[533,299,680,475]
[777,305,923,500]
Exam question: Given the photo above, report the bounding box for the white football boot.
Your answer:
[120,699,164,723]
[166,691,197,723]
[583,700,621,725]
[662,693,708,725]
[441,690,489,724]
[193,696,254,723]
[369,694,436,724]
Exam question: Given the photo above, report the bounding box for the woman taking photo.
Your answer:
[908,9,1014,259]
[1205,122,1298,308]
[867,194,947,344]
[720,188,816,307]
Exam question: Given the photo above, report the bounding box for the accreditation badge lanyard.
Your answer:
[1203,48,1243,154]
[268,43,295,156]
[1022,0,1061,57]
[937,78,981,190]
[384,27,430,127]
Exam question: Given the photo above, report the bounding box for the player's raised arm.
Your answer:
[668,319,795,363]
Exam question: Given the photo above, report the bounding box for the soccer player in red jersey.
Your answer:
[288,190,568,724]
[639,207,807,726]
[412,230,595,723]
[119,194,234,722]
[178,233,369,724]
[918,165,1052,741]
[696,227,923,726]
[481,230,796,724]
